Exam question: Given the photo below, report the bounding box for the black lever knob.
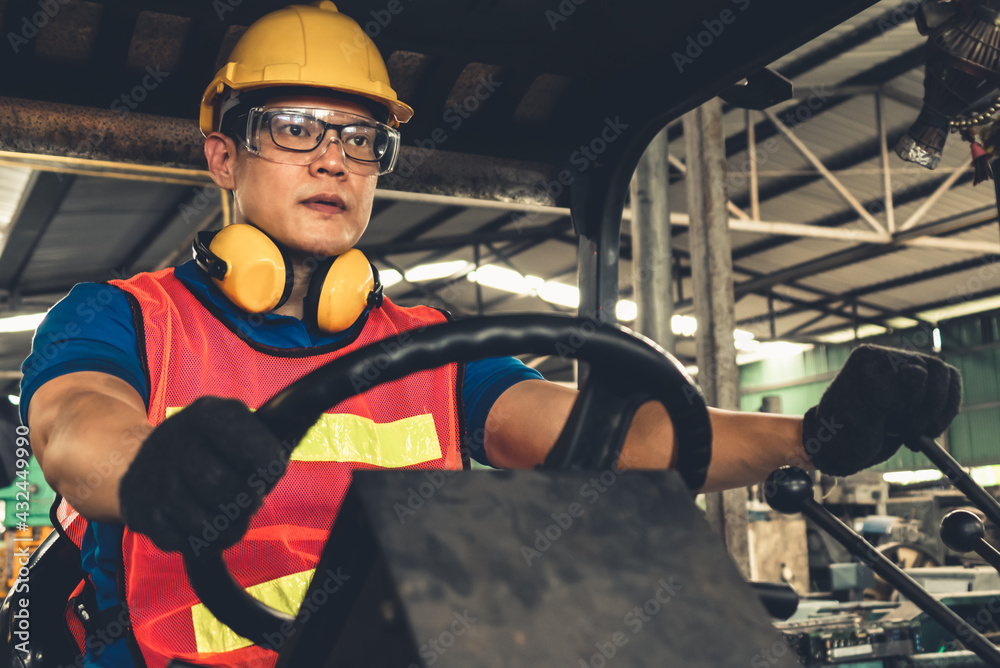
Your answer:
[759,466,1000,666]
[940,509,1000,573]
[763,467,813,514]
[941,509,986,553]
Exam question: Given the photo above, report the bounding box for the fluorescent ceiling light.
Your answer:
[970,464,1000,487]
[0,312,46,333]
[616,300,637,322]
[671,315,698,337]
[812,324,887,344]
[467,265,540,295]
[882,469,944,485]
[380,269,402,288]
[404,260,472,282]
[885,317,920,329]
[537,281,579,308]
[7,395,18,406]
[916,294,1000,324]
[737,341,814,365]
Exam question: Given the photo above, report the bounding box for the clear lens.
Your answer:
[245,107,400,176]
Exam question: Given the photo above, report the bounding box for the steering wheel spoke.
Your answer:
[544,366,655,471]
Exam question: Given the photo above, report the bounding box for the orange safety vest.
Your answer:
[57,268,465,667]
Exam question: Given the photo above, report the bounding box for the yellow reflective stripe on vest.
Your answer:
[164,408,440,467]
[191,568,314,654]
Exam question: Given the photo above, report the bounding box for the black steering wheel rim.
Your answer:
[182,314,712,649]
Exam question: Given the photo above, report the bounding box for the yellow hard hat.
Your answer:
[199,0,413,136]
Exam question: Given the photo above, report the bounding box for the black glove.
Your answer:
[119,396,289,554]
[804,344,961,476]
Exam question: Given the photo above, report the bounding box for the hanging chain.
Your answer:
[950,94,1000,129]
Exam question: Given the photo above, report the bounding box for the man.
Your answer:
[20,2,961,667]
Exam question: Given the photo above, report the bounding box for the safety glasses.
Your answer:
[238,107,401,176]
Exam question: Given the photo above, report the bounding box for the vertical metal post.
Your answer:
[673,255,684,303]
[474,244,483,316]
[768,291,776,340]
[876,93,895,234]
[683,98,750,578]
[629,127,674,353]
[746,110,760,222]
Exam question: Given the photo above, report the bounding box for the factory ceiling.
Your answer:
[2,0,996,395]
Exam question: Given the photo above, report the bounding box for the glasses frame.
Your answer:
[237,106,401,176]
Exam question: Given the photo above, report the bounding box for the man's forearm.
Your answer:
[30,374,151,523]
[700,409,810,493]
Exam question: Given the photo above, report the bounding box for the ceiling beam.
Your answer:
[763,109,887,235]
[387,205,466,245]
[733,168,979,263]
[732,208,996,298]
[0,97,560,203]
[750,252,1000,326]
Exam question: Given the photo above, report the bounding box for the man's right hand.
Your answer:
[119,396,290,554]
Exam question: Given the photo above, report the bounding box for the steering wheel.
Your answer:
[182,314,712,649]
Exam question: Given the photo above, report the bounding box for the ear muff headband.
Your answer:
[193,226,293,313]
[303,248,383,333]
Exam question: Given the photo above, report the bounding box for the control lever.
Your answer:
[765,467,1000,667]
[906,435,1000,529]
[940,509,1000,573]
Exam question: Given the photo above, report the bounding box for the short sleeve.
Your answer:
[462,356,543,467]
[20,283,148,424]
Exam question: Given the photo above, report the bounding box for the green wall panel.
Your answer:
[738,311,1000,471]
[950,350,1000,405]
[740,382,829,417]
[948,406,1000,468]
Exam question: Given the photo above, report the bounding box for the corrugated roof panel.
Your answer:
[768,0,918,71]
[802,245,984,291]
[736,237,856,275]
[785,7,925,88]
[19,177,190,292]
[845,262,999,311]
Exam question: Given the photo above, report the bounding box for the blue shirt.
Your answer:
[20,260,541,666]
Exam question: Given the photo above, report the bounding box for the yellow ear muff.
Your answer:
[305,248,379,333]
[207,225,292,313]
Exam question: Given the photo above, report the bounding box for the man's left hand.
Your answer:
[803,344,962,476]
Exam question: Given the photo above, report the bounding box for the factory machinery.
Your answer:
[764,446,1000,667]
